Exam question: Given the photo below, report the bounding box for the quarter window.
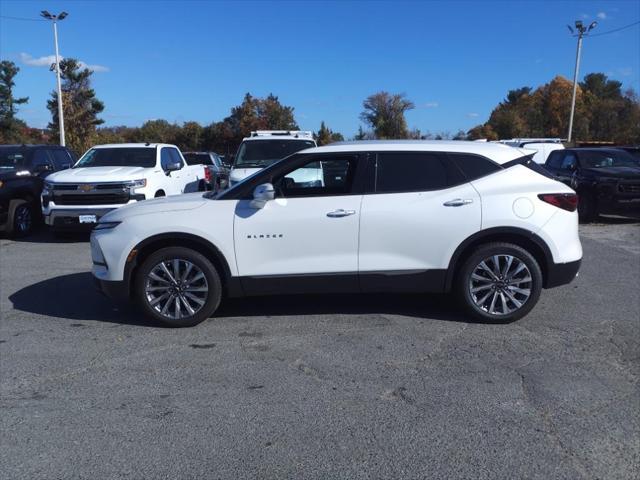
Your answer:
[375,152,465,193]
[273,155,358,198]
[448,153,501,181]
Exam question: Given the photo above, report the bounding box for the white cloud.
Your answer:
[19,52,109,72]
[424,102,439,108]
[467,112,479,118]
[596,12,607,20]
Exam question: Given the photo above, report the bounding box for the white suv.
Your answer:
[229,131,316,186]
[42,143,204,230]
[91,140,582,327]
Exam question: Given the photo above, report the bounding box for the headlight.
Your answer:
[93,221,121,231]
[42,181,53,195]
[126,179,147,190]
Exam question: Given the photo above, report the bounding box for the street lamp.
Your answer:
[566,19,597,143]
[40,10,68,147]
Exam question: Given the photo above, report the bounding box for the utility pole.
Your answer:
[41,10,68,147]
[567,20,596,144]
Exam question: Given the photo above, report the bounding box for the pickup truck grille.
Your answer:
[54,193,130,205]
[618,183,640,194]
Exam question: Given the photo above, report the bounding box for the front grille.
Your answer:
[618,183,640,194]
[52,182,130,191]
[54,193,130,205]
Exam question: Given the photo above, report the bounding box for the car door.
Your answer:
[358,151,481,292]
[233,153,363,294]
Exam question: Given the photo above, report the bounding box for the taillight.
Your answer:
[538,193,578,212]
[204,166,212,183]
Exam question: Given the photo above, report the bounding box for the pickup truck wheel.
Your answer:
[135,247,222,327]
[456,243,542,323]
[8,199,34,237]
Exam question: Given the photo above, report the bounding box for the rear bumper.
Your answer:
[544,259,581,288]
[94,276,129,302]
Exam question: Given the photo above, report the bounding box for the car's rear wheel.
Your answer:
[456,243,542,323]
[135,247,222,327]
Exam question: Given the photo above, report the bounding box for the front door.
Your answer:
[233,154,362,294]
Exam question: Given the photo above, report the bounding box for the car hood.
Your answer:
[230,167,262,182]
[100,192,208,222]
[582,166,640,179]
[47,166,152,183]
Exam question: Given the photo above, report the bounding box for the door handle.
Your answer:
[443,198,473,207]
[327,209,356,218]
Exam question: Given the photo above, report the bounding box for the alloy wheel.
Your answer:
[15,205,32,233]
[468,254,532,315]
[144,259,209,320]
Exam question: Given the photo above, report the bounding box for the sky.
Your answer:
[1,0,639,138]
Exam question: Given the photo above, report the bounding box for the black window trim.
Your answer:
[218,152,368,201]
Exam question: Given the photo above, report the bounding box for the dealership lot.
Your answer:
[1,221,638,479]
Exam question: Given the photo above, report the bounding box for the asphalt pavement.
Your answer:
[1,219,638,479]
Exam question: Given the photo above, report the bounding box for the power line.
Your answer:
[589,20,640,37]
[0,15,46,22]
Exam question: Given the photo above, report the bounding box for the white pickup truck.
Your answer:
[42,143,205,230]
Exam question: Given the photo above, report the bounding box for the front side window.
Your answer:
[375,152,465,193]
[272,155,357,198]
[51,149,72,170]
[160,148,181,170]
[183,153,213,166]
[546,151,564,169]
[235,139,316,168]
[76,148,156,168]
[560,153,578,170]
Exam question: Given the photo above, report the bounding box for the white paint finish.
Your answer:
[233,196,362,276]
[536,210,583,263]
[359,184,481,271]
[513,197,535,219]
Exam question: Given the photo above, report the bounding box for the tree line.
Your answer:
[1,58,639,157]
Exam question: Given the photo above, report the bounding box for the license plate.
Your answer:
[79,215,97,224]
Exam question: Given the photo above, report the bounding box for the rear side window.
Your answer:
[448,153,501,181]
[375,152,465,193]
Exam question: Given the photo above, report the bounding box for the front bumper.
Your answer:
[94,276,129,302]
[44,208,117,228]
[544,259,581,288]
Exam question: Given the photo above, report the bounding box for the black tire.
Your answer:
[7,199,35,237]
[134,247,222,327]
[578,192,597,223]
[455,242,543,323]
[154,190,166,198]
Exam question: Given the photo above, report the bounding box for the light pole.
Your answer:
[566,20,596,143]
[41,10,68,147]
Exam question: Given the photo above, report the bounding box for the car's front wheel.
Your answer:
[456,243,542,323]
[135,247,222,327]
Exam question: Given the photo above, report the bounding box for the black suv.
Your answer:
[545,148,640,221]
[0,145,76,237]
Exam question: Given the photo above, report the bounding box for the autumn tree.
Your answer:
[0,60,29,143]
[47,58,104,154]
[360,91,414,139]
[315,121,344,146]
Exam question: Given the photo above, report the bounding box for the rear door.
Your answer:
[358,151,481,292]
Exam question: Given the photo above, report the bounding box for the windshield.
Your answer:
[580,150,639,169]
[0,147,26,171]
[183,153,212,166]
[75,148,156,168]
[234,139,315,168]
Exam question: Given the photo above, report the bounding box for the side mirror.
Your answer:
[250,183,274,209]
[34,164,52,175]
[165,161,182,173]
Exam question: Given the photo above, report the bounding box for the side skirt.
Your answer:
[234,270,448,297]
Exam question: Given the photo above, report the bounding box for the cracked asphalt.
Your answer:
[1,219,638,479]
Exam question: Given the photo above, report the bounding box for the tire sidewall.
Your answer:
[135,247,222,327]
[457,243,543,323]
